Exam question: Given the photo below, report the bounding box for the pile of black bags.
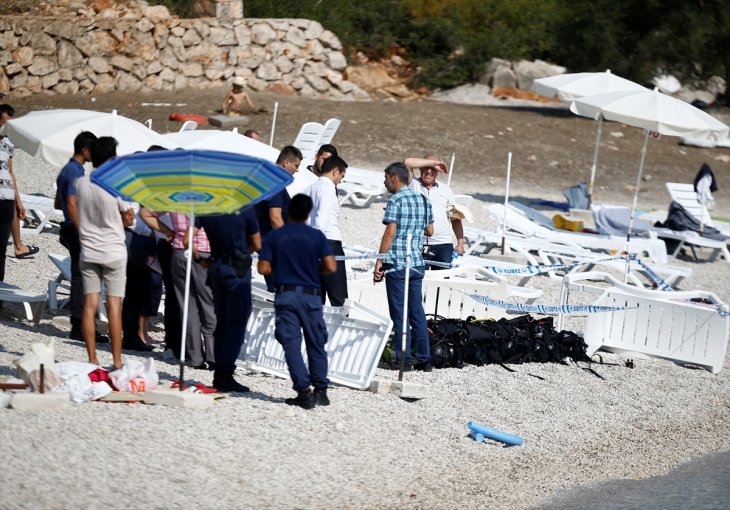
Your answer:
[427,314,591,369]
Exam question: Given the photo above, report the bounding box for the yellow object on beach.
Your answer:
[552,214,583,232]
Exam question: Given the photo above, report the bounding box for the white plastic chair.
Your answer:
[241,286,393,389]
[558,271,729,374]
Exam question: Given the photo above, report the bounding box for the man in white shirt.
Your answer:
[308,155,348,306]
[405,155,465,268]
[76,137,134,368]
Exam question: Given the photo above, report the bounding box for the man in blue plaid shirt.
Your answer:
[373,162,434,371]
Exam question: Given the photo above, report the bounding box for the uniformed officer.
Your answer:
[258,194,336,409]
[192,206,260,393]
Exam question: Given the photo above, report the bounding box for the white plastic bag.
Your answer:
[109,358,159,392]
[13,339,56,383]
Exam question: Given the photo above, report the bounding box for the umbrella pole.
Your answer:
[625,132,650,282]
[446,152,456,187]
[398,233,412,382]
[501,152,512,255]
[269,101,278,147]
[179,206,195,390]
[587,116,603,208]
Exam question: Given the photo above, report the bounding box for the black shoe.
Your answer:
[312,387,330,406]
[414,362,433,372]
[213,371,250,393]
[69,329,109,344]
[122,336,154,352]
[285,389,315,410]
[205,361,216,371]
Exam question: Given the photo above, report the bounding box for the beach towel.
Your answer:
[593,206,653,237]
[562,182,589,210]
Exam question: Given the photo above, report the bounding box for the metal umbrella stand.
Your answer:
[398,233,412,382]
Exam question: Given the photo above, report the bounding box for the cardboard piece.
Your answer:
[98,392,146,403]
[368,379,428,400]
[143,389,215,408]
[11,392,71,410]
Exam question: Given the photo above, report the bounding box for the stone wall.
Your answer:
[0,5,370,100]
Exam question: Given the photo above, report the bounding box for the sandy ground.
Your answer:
[0,89,729,510]
[5,85,730,215]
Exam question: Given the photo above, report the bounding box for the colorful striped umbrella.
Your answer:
[91,148,292,215]
[92,149,293,389]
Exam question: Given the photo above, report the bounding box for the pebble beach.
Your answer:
[1,128,729,509]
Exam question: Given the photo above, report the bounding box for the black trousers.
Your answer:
[59,222,84,327]
[156,239,181,355]
[122,263,151,341]
[0,199,14,283]
[320,240,348,306]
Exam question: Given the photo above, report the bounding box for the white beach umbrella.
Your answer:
[570,87,729,276]
[161,128,317,196]
[532,69,646,102]
[0,109,170,167]
[532,70,647,205]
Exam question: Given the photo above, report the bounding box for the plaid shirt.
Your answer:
[382,187,433,270]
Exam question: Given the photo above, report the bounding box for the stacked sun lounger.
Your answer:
[558,271,729,374]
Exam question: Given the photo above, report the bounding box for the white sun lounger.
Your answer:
[338,166,388,208]
[241,286,393,390]
[593,203,728,264]
[48,253,107,321]
[0,282,47,323]
[292,121,325,161]
[318,117,340,146]
[487,203,669,264]
[462,226,688,289]
[348,267,543,322]
[665,182,715,227]
[558,271,729,374]
[19,194,62,234]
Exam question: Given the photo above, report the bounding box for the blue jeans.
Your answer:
[274,289,330,391]
[385,266,431,366]
[424,243,454,270]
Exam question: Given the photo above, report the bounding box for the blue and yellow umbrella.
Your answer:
[92,149,292,389]
[91,149,292,215]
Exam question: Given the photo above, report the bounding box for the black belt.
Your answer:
[276,285,321,296]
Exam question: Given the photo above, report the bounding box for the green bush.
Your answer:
[149,0,728,97]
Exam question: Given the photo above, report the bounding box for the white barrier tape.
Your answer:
[629,255,674,292]
[462,291,639,315]
[336,253,386,261]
